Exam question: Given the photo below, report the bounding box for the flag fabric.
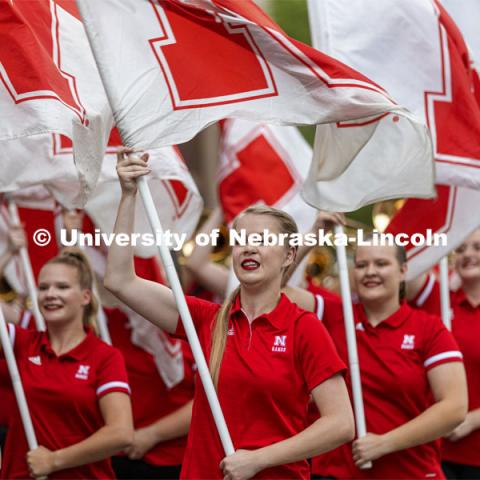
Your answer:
[377,0,480,279]
[218,119,317,227]
[77,0,434,212]
[0,0,112,205]
[218,118,317,290]
[308,0,480,190]
[70,130,203,258]
[0,134,86,208]
[441,0,480,68]
[386,186,480,280]
[0,187,59,294]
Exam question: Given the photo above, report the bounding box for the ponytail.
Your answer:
[210,286,240,387]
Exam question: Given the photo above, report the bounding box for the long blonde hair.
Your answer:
[43,248,99,330]
[209,205,298,386]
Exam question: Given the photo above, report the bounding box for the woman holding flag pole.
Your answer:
[407,228,480,479]
[105,149,355,480]
[286,238,468,479]
[0,248,133,479]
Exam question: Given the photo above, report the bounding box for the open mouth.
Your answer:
[43,304,63,311]
[241,259,260,271]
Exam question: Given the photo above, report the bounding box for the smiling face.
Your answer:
[38,263,91,326]
[454,229,480,283]
[232,213,295,289]
[354,245,406,306]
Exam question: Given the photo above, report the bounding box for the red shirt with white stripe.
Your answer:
[107,307,195,466]
[175,294,346,480]
[0,324,130,479]
[312,295,462,479]
[411,274,480,467]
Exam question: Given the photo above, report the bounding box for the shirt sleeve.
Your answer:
[314,293,344,332]
[422,313,463,371]
[95,346,131,398]
[174,295,220,340]
[295,312,347,392]
[410,274,441,316]
[1,324,37,359]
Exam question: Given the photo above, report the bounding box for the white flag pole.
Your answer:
[137,176,234,456]
[439,257,452,330]
[7,200,46,332]
[334,225,372,469]
[0,307,46,479]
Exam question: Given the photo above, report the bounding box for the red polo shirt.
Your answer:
[411,274,480,467]
[312,295,463,479]
[0,324,130,479]
[0,359,13,428]
[175,293,346,479]
[0,311,34,428]
[107,307,195,466]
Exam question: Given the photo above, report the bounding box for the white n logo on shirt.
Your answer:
[75,365,91,380]
[401,334,415,350]
[28,355,41,366]
[272,335,287,352]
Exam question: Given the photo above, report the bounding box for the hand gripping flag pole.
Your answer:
[439,257,452,330]
[0,307,47,479]
[334,225,372,469]
[7,200,46,332]
[137,176,235,456]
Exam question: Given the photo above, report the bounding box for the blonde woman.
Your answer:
[104,150,354,480]
[287,242,468,479]
[0,249,133,479]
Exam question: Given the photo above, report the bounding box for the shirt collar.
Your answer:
[40,327,96,360]
[230,293,292,329]
[453,288,478,309]
[357,302,412,329]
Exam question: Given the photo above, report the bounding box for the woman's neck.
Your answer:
[240,284,282,323]
[47,321,86,356]
[362,297,401,327]
[462,278,480,307]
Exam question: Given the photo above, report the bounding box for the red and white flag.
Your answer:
[308,0,480,190]
[441,0,480,68]
[0,0,112,204]
[218,119,316,229]
[0,187,59,295]
[376,0,480,280]
[386,186,480,280]
[77,0,434,212]
[54,130,203,258]
[218,118,317,289]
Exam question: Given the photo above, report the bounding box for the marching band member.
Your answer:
[408,229,480,479]
[0,249,133,479]
[108,305,195,480]
[104,150,354,480]
[287,241,467,479]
